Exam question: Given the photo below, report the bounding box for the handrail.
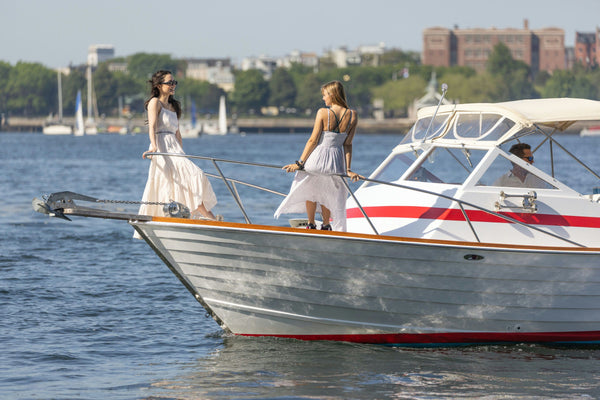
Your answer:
[146,152,584,247]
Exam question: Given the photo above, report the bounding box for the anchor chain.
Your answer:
[94,198,191,218]
[96,199,169,206]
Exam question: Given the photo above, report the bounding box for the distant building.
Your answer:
[87,44,115,67]
[107,62,128,73]
[241,55,278,79]
[326,46,362,68]
[574,28,600,68]
[422,20,565,73]
[185,58,235,92]
[278,50,319,71]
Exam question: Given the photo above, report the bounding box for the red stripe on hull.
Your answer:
[240,331,600,345]
[347,206,600,228]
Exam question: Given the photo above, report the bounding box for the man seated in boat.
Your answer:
[493,143,547,188]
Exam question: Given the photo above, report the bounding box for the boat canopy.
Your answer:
[417,98,600,132]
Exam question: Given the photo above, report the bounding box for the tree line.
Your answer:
[1,43,599,121]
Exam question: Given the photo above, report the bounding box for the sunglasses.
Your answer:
[161,80,178,86]
[522,156,534,162]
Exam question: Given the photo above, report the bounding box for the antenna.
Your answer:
[422,83,448,142]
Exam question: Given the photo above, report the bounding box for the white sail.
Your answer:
[74,90,85,136]
[217,95,227,134]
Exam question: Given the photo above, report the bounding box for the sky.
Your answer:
[3,0,599,69]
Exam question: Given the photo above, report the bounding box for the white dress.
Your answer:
[274,109,353,231]
[137,107,217,219]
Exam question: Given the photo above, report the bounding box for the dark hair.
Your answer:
[144,70,181,118]
[509,143,531,158]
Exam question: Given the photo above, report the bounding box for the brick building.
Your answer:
[574,28,600,68]
[423,20,565,73]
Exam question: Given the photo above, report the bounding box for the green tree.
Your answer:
[62,68,87,116]
[542,70,575,97]
[0,61,13,114]
[93,64,144,116]
[269,67,297,108]
[371,75,427,116]
[177,79,225,115]
[542,69,598,99]
[379,49,420,66]
[6,62,55,116]
[127,53,180,81]
[441,73,497,103]
[486,42,538,101]
[295,74,323,113]
[231,70,269,113]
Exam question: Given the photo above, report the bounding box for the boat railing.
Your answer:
[147,152,584,248]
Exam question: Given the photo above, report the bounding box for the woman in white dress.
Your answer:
[275,80,360,231]
[137,70,217,224]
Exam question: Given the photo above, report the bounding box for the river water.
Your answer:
[2,131,600,399]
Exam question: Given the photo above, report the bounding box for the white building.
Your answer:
[241,55,278,79]
[185,58,235,92]
[87,45,115,67]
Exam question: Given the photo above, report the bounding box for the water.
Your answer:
[2,132,600,400]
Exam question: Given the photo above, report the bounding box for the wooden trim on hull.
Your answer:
[239,331,600,346]
[149,216,600,253]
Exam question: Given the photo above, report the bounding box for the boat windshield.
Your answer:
[403,147,488,184]
[369,150,423,183]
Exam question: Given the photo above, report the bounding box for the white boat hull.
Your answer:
[132,218,600,345]
[43,124,72,135]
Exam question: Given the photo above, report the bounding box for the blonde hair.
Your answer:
[321,80,348,108]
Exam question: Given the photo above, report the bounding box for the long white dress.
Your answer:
[274,109,352,231]
[137,107,217,221]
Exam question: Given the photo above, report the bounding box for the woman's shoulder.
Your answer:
[147,97,160,109]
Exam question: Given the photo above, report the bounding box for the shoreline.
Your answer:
[1,116,415,134]
[2,116,597,135]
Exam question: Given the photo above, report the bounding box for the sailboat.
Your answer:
[179,99,201,138]
[73,90,85,136]
[84,65,102,135]
[202,95,228,135]
[43,71,73,135]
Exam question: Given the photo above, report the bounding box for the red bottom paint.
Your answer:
[240,331,600,346]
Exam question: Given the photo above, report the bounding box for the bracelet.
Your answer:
[295,160,304,170]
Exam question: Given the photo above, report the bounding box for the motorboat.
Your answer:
[34,97,600,346]
[580,125,600,136]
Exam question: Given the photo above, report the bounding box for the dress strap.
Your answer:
[329,108,348,133]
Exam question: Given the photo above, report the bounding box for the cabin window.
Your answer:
[476,154,557,189]
[402,113,451,144]
[451,113,514,140]
[405,147,487,184]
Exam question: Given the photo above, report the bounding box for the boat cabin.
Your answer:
[347,99,600,247]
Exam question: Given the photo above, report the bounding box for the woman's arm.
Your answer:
[175,128,183,147]
[282,108,326,172]
[143,98,160,158]
[343,111,361,181]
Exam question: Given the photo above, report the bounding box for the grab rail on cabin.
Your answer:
[146,152,584,248]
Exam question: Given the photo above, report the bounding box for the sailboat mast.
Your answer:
[57,71,63,122]
[86,65,93,121]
